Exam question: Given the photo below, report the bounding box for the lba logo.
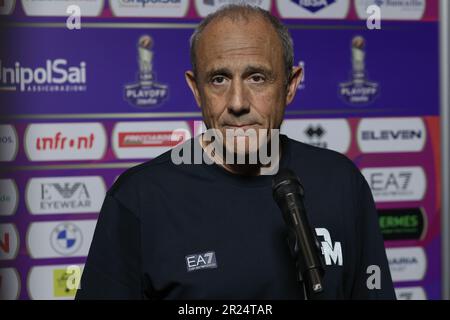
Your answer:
[362,167,426,203]
[24,123,107,161]
[357,117,426,153]
[26,176,106,215]
[0,223,19,260]
[276,0,350,19]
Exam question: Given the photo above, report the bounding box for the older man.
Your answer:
[76,4,395,300]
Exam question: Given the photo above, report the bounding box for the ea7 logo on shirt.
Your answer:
[315,228,343,266]
[185,251,217,272]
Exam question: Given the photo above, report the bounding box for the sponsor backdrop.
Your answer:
[0,0,442,300]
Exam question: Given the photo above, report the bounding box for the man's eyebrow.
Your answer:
[205,68,233,80]
[242,65,274,78]
[204,65,274,80]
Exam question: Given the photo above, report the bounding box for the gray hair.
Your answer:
[189,4,294,84]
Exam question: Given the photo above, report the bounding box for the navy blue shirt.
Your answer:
[76,135,395,300]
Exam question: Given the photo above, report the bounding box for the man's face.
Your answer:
[186,15,302,155]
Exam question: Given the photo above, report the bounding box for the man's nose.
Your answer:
[226,80,250,115]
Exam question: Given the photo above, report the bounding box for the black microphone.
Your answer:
[272,168,325,296]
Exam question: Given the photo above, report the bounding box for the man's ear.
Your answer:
[185,70,202,108]
[285,66,303,106]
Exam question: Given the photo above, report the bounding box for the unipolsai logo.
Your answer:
[50,222,83,256]
[0,59,86,92]
[124,35,168,108]
[339,36,379,105]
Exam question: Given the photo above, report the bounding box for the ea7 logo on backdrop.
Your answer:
[315,228,343,266]
[26,176,106,215]
[185,251,217,272]
[25,123,107,161]
[357,118,426,153]
[124,35,168,108]
[362,167,426,203]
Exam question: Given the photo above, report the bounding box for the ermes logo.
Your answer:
[185,251,217,272]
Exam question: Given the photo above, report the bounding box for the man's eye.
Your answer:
[211,76,227,85]
[249,75,265,83]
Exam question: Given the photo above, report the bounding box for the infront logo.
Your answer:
[25,123,107,161]
[315,228,343,266]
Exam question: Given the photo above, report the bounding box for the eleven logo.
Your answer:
[110,0,189,17]
[28,265,84,300]
[362,166,426,203]
[24,123,107,161]
[21,0,103,16]
[357,117,426,153]
[281,119,351,154]
[355,0,426,21]
[0,124,18,162]
[112,121,191,159]
[276,0,350,19]
[25,176,106,215]
[27,220,96,259]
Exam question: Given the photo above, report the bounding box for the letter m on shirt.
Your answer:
[315,228,343,266]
